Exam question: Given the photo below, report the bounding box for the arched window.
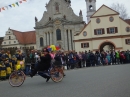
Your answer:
[56,29,61,40]
[40,37,44,47]
[9,36,11,40]
[55,2,59,12]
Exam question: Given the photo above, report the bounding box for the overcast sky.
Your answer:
[0,0,130,37]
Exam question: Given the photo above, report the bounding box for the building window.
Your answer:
[14,41,16,43]
[81,43,89,48]
[55,2,59,13]
[109,17,114,22]
[9,36,11,40]
[4,42,6,44]
[126,27,130,32]
[40,37,44,47]
[94,29,105,35]
[56,29,61,40]
[109,28,115,33]
[30,46,34,49]
[107,27,118,34]
[125,39,130,44]
[9,41,11,44]
[96,18,100,23]
[83,31,87,36]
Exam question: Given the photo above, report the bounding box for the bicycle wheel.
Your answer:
[50,67,63,83]
[9,71,25,87]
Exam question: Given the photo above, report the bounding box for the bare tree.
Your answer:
[110,3,129,19]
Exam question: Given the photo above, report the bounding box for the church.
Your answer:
[34,0,88,51]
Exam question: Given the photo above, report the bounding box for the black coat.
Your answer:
[38,54,52,71]
[54,54,65,66]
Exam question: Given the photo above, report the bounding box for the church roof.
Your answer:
[10,29,36,44]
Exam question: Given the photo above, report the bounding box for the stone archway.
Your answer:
[99,42,116,52]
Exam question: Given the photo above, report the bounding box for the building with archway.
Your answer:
[74,5,130,52]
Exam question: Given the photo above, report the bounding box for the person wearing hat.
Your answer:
[29,48,52,82]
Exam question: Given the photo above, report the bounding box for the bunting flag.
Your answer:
[0,0,27,12]
[2,7,5,10]
[12,4,15,7]
[16,2,19,6]
[19,1,22,3]
[9,5,12,8]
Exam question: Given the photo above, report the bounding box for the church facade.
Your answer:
[34,0,87,51]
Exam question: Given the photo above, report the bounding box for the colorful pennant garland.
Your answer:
[0,0,27,12]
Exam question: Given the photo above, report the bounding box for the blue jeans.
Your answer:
[25,65,30,75]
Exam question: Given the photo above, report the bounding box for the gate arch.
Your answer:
[99,41,116,52]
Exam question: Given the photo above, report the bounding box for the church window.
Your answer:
[55,2,59,12]
[109,17,114,22]
[14,41,16,43]
[4,42,6,44]
[56,29,61,40]
[89,5,93,10]
[40,37,44,47]
[96,18,100,23]
[9,36,11,40]
[89,0,92,2]
[126,27,130,32]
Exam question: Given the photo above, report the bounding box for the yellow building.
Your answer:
[74,5,130,52]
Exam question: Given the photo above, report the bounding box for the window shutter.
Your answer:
[102,29,105,34]
[94,30,97,35]
[87,43,89,47]
[125,39,128,44]
[81,43,83,48]
[107,28,109,34]
[115,27,118,33]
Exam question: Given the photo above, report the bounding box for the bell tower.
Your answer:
[85,0,96,22]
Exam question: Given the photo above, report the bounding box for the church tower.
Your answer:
[85,0,96,22]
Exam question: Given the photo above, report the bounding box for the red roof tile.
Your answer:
[11,29,36,44]
[125,19,130,25]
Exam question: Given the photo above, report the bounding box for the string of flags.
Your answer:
[0,0,27,12]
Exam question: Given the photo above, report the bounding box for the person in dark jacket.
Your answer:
[30,48,52,82]
[54,51,66,76]
[89,51,95,66]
